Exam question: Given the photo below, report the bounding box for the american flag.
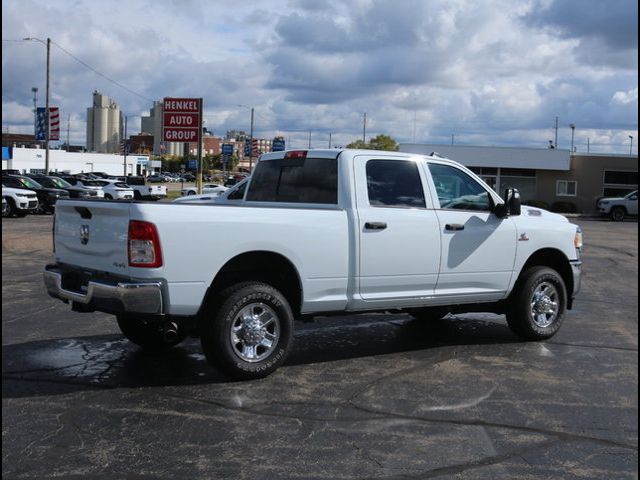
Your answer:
[35,107,60,140]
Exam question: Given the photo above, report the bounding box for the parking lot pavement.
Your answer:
[2,215,637,479]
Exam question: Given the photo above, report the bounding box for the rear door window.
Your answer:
[246,157,338,204]
[366,160,426,208]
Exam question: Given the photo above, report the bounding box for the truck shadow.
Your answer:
[2,313,519,399]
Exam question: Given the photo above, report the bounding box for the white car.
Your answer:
[597,190,638,221]
[93,179,135,200]
[180,183,228,196]
[2,186,39,217]
[60,177,105,198]
[173,178,249,204]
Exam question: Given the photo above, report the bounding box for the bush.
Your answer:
[523,200,550,210]
[550,201,578,213]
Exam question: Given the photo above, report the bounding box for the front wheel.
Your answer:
[116,315,187,351]
[610,207,625,222]
[200,282,294,380]
[506,266,567,340]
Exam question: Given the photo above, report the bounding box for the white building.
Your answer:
[141,101,182,156]
[4,147,160,177]
[86,91,123,153]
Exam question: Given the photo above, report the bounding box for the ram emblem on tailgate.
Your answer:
[80,224,90,245]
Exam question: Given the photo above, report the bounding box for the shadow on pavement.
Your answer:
[2,313,519,399]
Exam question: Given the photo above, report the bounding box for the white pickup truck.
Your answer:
[44,149,583,379]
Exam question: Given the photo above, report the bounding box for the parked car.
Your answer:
[56,176,106,197]
[597,190,638,221]
[147,174,167,183]
[173,178,249,204]
[180,183,228,196]
[2,186,39,217]
[26,174,99,199]
[1,174,69,213]
[91,179,135,200]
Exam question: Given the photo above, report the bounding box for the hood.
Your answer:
[520,205,569,223]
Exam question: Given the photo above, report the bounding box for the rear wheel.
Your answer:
[116,315,187,351]
[611,207,626,221]
[105,193,113,200]
[506,266,567,340]
[5,198,17,217]
[200,282,294,380]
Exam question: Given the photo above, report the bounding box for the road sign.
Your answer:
[272,137,285,152]
[188,159,197,169]
[222,143,234,155]
[162,97,201,142]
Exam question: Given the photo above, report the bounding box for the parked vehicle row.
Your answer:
[2,186,39,217]
[2,175,69,214]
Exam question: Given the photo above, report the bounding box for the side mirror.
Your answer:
[493,202,509,218]
[505,188,521,216]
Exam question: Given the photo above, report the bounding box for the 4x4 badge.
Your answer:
[80,225,90,245]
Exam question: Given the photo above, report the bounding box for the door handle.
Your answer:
[445,223,464,231]
[365,222,387,230]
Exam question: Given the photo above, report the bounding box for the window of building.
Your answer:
[366,160,425,208]
[602,170,638,197]
[246,157,337,204]
[428,163,491,211]
[556,180,577,197]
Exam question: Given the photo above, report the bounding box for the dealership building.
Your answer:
[2,147,159,177]
[400,144,638,214]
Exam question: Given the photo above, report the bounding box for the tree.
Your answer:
[346,134,398,151]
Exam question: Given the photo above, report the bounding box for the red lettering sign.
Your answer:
[162,97,202,142]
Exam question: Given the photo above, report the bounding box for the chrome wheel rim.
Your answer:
[230,302,280,362]
[530,282,559,328]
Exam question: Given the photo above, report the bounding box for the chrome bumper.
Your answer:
[43,264,164,315]
[570,260,582,298]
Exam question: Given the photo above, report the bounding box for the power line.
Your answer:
[49,40,153,102]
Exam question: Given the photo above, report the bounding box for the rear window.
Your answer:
[246,157,338,204]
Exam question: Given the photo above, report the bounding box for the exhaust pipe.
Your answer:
[163,322,179,342]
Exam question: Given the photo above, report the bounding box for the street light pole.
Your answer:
[31,87,38,136]
[24,37,51,173]
[569,123,575,153]
[249,107,254,172]
[630,135,634,156]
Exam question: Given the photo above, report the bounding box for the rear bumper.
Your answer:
[43,263,164,315]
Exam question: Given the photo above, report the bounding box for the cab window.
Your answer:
[428,163,492,211]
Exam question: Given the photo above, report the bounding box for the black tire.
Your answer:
[133,190,142,200]
[506,266,567,340]
[5,198,17,217]
[116,315,187,351]
[407,306,450,322]
[200,282,294,380]
[105,194,113,200]
[610,207,625,222]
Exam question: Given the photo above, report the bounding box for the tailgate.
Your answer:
[54,200,131,275]
[149,185,167,195]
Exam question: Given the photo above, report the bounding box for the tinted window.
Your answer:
[246,157,337,204]
[114,182,130,188]
[2,176,21,188]
[227,180,248,200]
[18,177,43,189]
[428,163,491,211]
[366,160,425,208]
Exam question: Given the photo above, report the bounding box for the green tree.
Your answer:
[346,134,398,151]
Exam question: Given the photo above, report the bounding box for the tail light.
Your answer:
[128,220,163,268]
[284,150,307,159]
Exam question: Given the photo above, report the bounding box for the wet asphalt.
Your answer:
[2,215,638,479]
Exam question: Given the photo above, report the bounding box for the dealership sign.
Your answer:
[162,97,202,142]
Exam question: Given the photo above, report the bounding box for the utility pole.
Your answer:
[630,136,634,156]
[362,112,366,144]
[570,123,575,153]
[249,107,254,172]
[31,87,38,137]
[451,134,454,145]
[554,116,558,148]
[66,113,70,151]
[587,137,590,153]
[308,130,311,148]
[45,37,51,173]
[329,132,332,148]
[123,116,128,176]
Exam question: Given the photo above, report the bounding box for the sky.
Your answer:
[2,0,638,154]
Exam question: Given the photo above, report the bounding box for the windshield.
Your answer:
[625,190,638,199]
[48,177,73,189]
[81,180,102,187]
[115,182,130,188]
[19,177,43,189]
